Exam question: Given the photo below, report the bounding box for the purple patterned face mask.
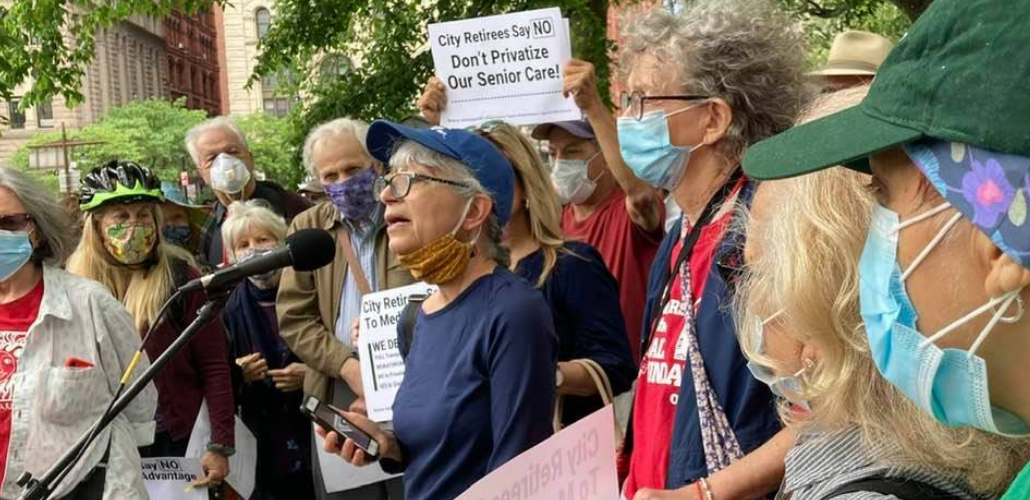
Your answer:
[324,168,377,221]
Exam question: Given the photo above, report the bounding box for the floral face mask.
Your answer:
[103,222,157,265]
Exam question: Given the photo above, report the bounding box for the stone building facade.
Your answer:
[166,9,222,116]
[219,0,296,117]
[0,15,168,165]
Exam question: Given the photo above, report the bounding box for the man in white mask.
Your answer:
[185,117,311,267]
[530,118,664,362]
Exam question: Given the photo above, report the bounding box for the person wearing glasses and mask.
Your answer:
[318,121,557,500]
[185,117,311,268]
[613,1,811,500]
[277,118,411,500]
[743,0,1030,498]
[0,167,156,499]
[418,80,663,363]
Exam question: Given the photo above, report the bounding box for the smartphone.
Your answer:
[301,396,380,458]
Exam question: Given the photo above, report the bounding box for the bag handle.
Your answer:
[553,359,622,441]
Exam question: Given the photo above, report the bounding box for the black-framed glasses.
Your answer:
[0,213,32,232]
[373,172,470,201]
[619,91,710,121]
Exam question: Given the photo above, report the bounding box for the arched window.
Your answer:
[255,8,271,39]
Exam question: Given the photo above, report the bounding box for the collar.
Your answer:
[341,204,385,238]
[781,425,885,492]
[37,266,75,322]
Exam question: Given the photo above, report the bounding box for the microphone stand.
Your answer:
[17,294,228,500]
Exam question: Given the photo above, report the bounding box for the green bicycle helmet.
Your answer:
[79,160,165,211]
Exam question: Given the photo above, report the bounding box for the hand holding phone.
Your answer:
[301,396,380,458]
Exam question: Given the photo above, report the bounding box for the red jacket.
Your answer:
[144,263,235,447]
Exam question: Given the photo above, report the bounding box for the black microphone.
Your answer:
[179,228,336,294]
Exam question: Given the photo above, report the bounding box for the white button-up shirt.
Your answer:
[2,266,157,500]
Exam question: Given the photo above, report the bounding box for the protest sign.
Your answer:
[456,405,620,500]
[142,457,207,500]
[185,400,257,499]
[428,8,580,127]
[358,282,436,422]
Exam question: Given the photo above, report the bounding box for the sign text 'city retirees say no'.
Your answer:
[428,8,580,127]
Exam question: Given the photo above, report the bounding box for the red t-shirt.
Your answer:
[0,279,44,486]
[562,187,663,360]
[623,211,732,498]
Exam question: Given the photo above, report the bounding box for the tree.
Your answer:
[0,0,218,109]
[775,0,918,67]
[236,112,305,190]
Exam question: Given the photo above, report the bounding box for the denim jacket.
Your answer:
[2,266,156,499]
[633,181,782,488]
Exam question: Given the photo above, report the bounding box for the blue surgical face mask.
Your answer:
[617,105,705,191]
[0,230,33,283]
[859,202,1030,435]
[745,310,811,409]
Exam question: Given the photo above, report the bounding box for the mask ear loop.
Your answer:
[899,210,963,282]
[919,289,1023,353]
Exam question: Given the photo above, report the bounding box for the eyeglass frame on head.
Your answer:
[373,171,470,201]
[619,90,710,121]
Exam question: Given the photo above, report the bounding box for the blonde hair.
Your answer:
[476,122,566,287]
[735,85,1030,495]
[222,200,287,263]
[67,204,194,331]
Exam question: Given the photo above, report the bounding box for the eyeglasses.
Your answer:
[373,172,469,201]
[0,213,32,232]
[618,91,710,121]
[470,120,507,134]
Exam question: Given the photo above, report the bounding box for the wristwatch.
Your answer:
[555,367,565,388]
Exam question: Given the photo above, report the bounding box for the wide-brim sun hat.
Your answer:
[742,0,1030,181]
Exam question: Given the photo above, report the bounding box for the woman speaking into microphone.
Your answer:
[67,161,236,490]
[319,121,558,500]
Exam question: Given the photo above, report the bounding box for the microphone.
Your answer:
[180,228,336,294]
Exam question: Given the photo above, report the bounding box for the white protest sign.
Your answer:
[314,425,402,493]
[428,8,580,127]
[456,405,620,500]
[358,282,436,422]
[185,401,258,499]
[141,457,207,500]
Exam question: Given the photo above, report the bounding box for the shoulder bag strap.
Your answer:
[397,294,427,361]
[336,226,372,295]
[823,476,963,500]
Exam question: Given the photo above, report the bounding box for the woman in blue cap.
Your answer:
[318,122,557,500]
[742,0,1030,497]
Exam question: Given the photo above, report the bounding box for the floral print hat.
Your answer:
[903,138,1030,270]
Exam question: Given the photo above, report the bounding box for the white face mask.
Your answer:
[210,153,251,194]
[550,151,602,205]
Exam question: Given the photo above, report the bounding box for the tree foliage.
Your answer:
[0,0,219,108]
[11,98,300,192]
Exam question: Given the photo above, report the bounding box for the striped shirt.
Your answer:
[334,205,385,348]
[778,425,984,500]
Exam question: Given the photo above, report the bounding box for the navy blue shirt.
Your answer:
[514,241,637,424]
[391,266,557,500]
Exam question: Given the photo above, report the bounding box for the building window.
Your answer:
[255,8,271,39]
[36,100,53,128]
[6,99,25,129]
[319,54,352,79]
[261,71,294,118]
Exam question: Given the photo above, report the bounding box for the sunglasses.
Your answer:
[0,213,32,232]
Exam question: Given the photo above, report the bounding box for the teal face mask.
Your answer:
[859,202,1030,435]
[616,106,705,191]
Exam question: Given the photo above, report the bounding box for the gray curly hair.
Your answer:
[618,0,811,163]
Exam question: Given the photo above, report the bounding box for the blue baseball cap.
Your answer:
[366,120,515,227]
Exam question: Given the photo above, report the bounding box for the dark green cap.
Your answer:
[743,0,1030,180]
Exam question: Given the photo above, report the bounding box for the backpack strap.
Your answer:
[397,293,427,361]
[823,475,963,500]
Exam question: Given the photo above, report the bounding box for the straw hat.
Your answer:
[808,30,894,76]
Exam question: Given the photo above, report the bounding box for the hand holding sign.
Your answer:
[563,59,605,115]
[418,77,447,126]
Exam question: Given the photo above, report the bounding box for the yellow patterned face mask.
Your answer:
[103,222,157,265]
[398,200,478,285]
